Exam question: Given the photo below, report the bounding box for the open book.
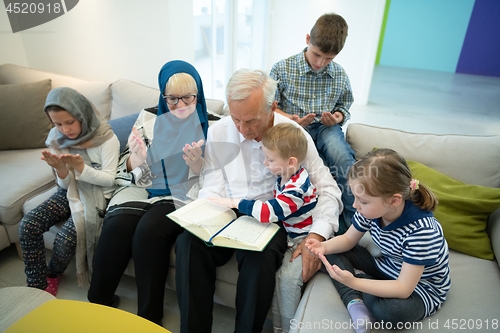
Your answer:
[168,198,280,251]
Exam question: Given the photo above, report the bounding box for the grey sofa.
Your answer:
[292,123,500,333]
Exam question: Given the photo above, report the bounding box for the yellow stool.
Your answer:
[5,299,171,332]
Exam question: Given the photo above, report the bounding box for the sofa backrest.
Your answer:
[110,78,226,119]
[110,78,159,120]
[0,64,227,122]
[0,64,112,120]
[346,123,500,188]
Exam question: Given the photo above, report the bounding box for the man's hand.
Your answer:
[128,127,147,170]
[291,233,324,283]
[291,113,316,128]
[320,111,343,127]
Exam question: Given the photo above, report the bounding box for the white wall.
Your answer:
[267,0,386,105]
[0,6,29,66]
[0,0,194,88]
[0,0,384,104]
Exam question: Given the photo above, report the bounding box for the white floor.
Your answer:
[348,66,500,136]
[1,66,499,332]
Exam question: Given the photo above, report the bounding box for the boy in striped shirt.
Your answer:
[209,123,317,332]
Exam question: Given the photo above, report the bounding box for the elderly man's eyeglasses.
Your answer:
[163,94,196,105]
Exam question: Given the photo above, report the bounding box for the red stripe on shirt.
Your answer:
[260,204,271,223]
[276,193,298,213]
[283,216,313,230]
[290,168,304,182]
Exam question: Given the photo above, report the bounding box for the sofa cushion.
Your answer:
[22,186,58,217]
[108,112,140,152]
[0,79,52,150]
[0,226,10,251]
[110,79,226,121]
[293,250,500,333]
[408,160,499,260]
[206,99,225,115]
[110,79,159,120]
[0,64,112,120]
[346,123,500,188]
[0,149,55,228]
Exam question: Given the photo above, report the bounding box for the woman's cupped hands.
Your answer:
[183,139,204,174]
[128,127,148,170]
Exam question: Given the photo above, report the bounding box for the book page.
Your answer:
[168,199,278,250]
[172,199,236,237]
[218,216,275,245]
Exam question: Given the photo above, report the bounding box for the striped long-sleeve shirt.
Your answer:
[353,200,451,318]
[238,167,317,236]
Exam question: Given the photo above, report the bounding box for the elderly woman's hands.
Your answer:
[127,127,147,171]
[183,139,204,174]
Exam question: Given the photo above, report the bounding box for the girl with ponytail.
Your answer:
[306,148,450,332]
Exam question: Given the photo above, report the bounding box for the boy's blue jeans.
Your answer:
[306,122,356,234]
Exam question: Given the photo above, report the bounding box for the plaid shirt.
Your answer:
[270,48,353,125]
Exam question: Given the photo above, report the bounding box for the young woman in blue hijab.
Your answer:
[88,60,209,326]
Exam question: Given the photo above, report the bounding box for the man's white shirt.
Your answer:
[199,112,343,239]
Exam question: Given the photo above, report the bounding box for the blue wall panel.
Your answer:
[456,0,500,77]
[379,0,475,72]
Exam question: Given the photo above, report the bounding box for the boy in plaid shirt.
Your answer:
[270,13,355,234]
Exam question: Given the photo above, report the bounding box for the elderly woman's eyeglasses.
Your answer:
[163,94,196,105]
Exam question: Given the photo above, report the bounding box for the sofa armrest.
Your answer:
[487,207,500,266]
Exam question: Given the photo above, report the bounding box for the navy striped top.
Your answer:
[353,200,451,317]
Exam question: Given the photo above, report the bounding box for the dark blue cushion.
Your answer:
[108,112,140,152]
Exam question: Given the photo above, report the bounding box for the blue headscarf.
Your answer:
[146,60,208,198]
[157,60,209,130]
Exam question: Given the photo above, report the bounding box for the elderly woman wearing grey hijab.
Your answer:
[18,87,120,296]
